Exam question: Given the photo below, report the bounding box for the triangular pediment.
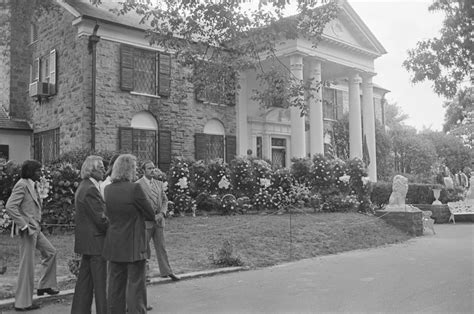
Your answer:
[321,0,386,56]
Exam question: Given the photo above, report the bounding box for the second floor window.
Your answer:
[120,44,171,97]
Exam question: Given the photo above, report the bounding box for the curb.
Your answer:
[0,266,250,310]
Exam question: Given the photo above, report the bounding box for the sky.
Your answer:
[347,0,446,131]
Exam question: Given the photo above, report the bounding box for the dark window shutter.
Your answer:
[225,135,236,163]
[195,133,210,161]
[158,130,172,172]
[120,45,134,91]
[119,127,134,152]
[158,53,171,97]
[49,49,57,95]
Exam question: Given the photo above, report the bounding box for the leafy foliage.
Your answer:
[208,239,244,267]
[403,0,472,98]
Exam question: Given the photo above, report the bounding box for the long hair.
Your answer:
[105,153,120,177]
[111,154,137,183]
[21,160,42,179]
[80,155,103,179]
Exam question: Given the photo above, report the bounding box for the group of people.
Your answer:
[5,154,179,313]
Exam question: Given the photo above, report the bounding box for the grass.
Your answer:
[0,210,412,299]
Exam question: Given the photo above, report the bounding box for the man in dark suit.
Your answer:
[137,161,179,282]
[71,156,108,314]
[6,160,59,311]
[102,154,155,314]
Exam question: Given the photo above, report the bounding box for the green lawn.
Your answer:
[0,211,412,299]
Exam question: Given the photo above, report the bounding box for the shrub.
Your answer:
[168,157,195,215]
[229,157,253,197]
[189,160,211,197]
[208,158,231,195]
[310,154,332,192]
[290,157,312,184]
[321,193,360,212]
[208,240,244,267]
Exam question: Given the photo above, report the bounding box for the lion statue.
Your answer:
[385,175,419,212]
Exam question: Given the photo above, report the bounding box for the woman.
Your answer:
[102,154,155,314]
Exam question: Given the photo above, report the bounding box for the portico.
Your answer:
[236,0,386,181]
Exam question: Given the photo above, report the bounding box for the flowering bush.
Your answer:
[321,193,360,212]
[42,162,81,226]
[290,182,312,207]
[229,157,254,197]
[252,159,272,182]
[346,158,373,213]
[208,158,231,194]
[252,187,273,211]
[290,157,312,185]
[310,154,333,191]
[168,157,195,215]
[220,194,239,215]
[189,160,211,197]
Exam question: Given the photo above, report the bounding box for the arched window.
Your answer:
[194,119,236,163]
[118,111,172,170]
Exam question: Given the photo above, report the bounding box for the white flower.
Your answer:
[339,174,350,183]
[176,177,188,189]
[260,178,271,188]
[361,176,370,185]
[218,176,230,189]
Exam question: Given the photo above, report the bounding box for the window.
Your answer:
[30,49,57,94]
[195,134,236,163]
[256,136,262,159]
[30,23,38,44]
[118,127,172,172]
[120,44,171,97]
[0,145,9,162]
[194,61,236,106]
[322,88,343,120]
[271,137,286,169]
[34,128,60,163]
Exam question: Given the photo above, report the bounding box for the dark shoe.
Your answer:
[37,288,60,296]
[169,274,180,281]
[147,305,153,311]
[14,304,40,311]
[146,277,151,283]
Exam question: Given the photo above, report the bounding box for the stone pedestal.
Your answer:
[414,204,450,223]
[375,210,423,236]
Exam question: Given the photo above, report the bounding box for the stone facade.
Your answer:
[13,3,236,161]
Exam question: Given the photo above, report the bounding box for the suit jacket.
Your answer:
[5,178,42,235]
[136,177,168,228]
[102,182,155,262]
[74,179,108,255]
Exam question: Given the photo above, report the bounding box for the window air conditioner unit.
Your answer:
[29,81,50,97]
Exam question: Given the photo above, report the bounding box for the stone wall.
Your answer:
[28,7,88,151]
[19,5,236,159]
[94,39,236,159]
[375,210,423,236]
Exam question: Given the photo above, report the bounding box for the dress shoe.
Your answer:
[169,274,180,281]
[147,305,153,311]
[14,304,40,311]
[37,288,60,296]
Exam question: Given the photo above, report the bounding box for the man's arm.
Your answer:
[5,181,28,229]
[83,186,108,233]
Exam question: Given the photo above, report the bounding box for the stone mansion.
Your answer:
[0,0,388,180]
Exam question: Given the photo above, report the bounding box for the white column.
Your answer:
[236,72,248,156]
[361,73,377,181]
[348,72,363,159]
[308,60,324,156]
[290,54,306,158]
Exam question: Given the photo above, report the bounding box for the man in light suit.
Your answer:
[137,161,179,282]
[5,160,59,311]
[71,156,108,314]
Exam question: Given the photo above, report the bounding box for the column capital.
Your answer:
[348,72,361,84]
[360,71,376,82]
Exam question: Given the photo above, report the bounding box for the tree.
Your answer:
[2,0,340,114]
[109,0,339,113]
[402,0,473,99]
[384,102,409,130]
[442,87,474,148]
[420,130,473,172]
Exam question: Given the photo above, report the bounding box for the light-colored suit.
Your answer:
[136,176,173,277]
[5,178,57,308]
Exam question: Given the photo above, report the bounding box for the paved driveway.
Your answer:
[4,223,473,313]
